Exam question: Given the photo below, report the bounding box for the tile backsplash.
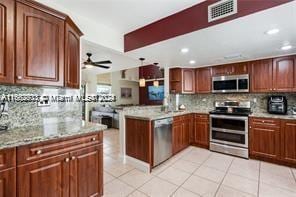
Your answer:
[0,85,82,129]
[171,93,296,113]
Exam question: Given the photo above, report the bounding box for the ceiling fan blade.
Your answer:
[94,64,110,69]
[93,60,112,64]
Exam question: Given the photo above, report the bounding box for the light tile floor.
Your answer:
[103,129,296,197]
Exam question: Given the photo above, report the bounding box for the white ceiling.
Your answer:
[126,1,296,68]
[81,39,140,74]
[37,0,203,34]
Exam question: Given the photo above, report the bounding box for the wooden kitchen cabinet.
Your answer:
[212,62,249,77]
[126,118,152,163]
[17,132,103,197]
[0,148,16,197]
[70,145,103,197]
[0,168,16,197]
[169,68,195,94]
[17,153,70,197]
[173,115,192,154]
[0,0,15,84]
[250,59,273,92]
[192,114,209,148]
[65,18,83,89]
[249,118,281,160]
[281,120,296,164]
[195,67,212,93]
[272,56,296,92]
[15,1,65,86]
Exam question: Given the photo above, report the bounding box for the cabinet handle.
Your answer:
[71,156,76,160]
[65,158,70,163]
[36,150,42,155]
[17,76,22,80]
[91,137,96,141]
[262,121,265,123]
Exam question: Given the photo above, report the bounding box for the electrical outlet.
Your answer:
[0,102,8,114]
[37,96,50,107]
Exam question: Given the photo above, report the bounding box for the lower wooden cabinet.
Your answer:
[281,120,296,164]
[18,153,70,197]
[249,118,281,160]
[0,168,16,197]
[249,118,296,166]
[70,145,103,197]
[16,132,103,197]
[192,114,209,148]
[173,115,192,154]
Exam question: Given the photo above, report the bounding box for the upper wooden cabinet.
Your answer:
[195,67,212,93]
[251,56,296,93]
[0,0,82,88]
[65,18,83,89]
[272,56,296,92]
[169,68,195,94]
[0,0,15,84]
[16,1,65,86]
[250,59,273,92]
[212,62,248,76]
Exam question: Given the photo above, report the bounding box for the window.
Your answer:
[97,84,112,95]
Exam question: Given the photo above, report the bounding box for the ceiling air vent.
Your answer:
[208,0,237,22]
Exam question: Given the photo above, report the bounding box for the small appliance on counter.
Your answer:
[179,104,186,111]
[292,107,296,115]
[267,96,287,115]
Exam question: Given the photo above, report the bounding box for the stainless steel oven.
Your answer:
[210,114,249,158]
[212,74,249,93]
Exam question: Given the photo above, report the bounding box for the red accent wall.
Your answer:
[139,65,163,79]
[124,0,293,52]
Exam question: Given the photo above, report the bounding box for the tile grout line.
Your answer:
[170,149,213,197]
[213,157,234,197]
[291,168,296,183]
[257,161,261,197]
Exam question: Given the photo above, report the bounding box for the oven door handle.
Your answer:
[211,127,246,135]
[210,115,248,121]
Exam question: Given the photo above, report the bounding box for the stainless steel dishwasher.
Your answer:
[153,118,173,167]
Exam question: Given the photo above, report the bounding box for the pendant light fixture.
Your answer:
[153,63,159,87]
[139,58,146,87]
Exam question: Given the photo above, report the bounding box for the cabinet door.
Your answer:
[250,59,273,92]
[272,56,295,92]
[182,119,190,149]
[169,68,182,93]
[18,154,70,197]
[194,116,209,148]
[65,21,81,89]
[70,145,103,197]
[173,121,183,154]
[16,2,64,86]
[182,69,195,93]
[195,67,212,93]
[0,0,14,84]
[249,124,280,160]
[232,62,249,75]
[0,168,16,197]
[212,65,233,76]
[281,120,296,164]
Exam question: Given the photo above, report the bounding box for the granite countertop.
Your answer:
[125,109,296,121]
[125,109,209,121]
[250,112,296,120]
[0,121,107,150]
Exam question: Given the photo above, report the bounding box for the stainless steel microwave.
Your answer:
[212,74,249,93]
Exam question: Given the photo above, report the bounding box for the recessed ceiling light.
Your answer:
[189,60,196,64]
[181,48,189,53]
[266,28,279,35]
[281,45,292,50]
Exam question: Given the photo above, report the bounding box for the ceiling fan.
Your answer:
[82,53,112,69]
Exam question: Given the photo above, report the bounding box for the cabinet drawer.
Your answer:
[195,114,209,121]
[17,132,103,165]
[250,118,280,127]
[0,148,16,171]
